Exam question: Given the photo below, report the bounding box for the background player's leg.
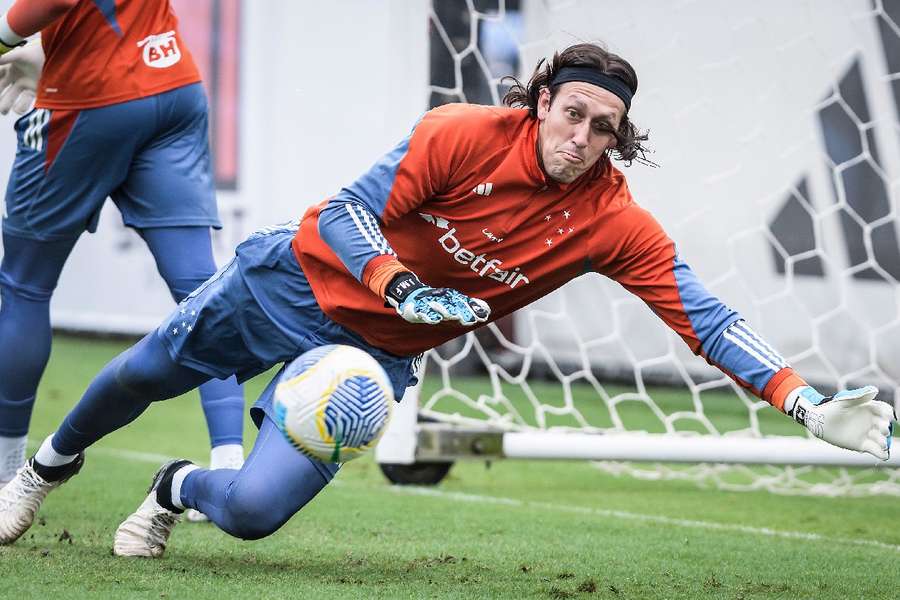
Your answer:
[48,332,213,457]
[138,226,244,466]
[178,415,340,540]
[0,232,78,483]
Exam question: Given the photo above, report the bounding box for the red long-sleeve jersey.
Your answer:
[5,0,200,109]
[294,104,805,410]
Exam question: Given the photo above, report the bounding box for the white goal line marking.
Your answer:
[80,443,900,554]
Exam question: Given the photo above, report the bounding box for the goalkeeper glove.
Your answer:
[385,272,490,326]
[0,41,42,115]
[0,34,24,57]
[785,385,895,460]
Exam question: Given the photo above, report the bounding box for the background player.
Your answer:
[0,42,893,555]
[0,0,245,517]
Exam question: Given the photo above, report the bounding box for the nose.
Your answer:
[571,121,590,148]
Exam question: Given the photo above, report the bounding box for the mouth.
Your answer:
[558,150,583,164]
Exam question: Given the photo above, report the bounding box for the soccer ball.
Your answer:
[273,344,395,463]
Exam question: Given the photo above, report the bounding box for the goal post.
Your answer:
[376,0,900,495]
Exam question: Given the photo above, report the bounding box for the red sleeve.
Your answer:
[592,197,701,350]
[6,0,78,38]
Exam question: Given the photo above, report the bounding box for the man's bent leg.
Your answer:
[114,416,338,556]
[178,416,339,540]
[51,332,213,456]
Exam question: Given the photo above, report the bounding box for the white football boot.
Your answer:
[185,444,243,523]
[114,459,194,557]
[0,454,84,544]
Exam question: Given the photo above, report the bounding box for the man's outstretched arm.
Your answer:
[602,205,895,460]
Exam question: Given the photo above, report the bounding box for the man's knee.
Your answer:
[221,484,293,541]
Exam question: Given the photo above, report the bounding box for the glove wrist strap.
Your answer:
[385,271,427,306]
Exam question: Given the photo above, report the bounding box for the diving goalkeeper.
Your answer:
[0,42,893,556]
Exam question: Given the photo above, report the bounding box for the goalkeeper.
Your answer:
[0,42,893,556]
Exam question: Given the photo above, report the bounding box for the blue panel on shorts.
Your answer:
[2,83,219,241]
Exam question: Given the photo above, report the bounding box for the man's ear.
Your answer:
[536,87,551,121]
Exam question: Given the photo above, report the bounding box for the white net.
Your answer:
[420,0,900,496]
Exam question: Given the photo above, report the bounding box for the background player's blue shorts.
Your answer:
[156,222,417,428]
[3,82,220,241]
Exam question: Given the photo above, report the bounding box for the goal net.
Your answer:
[377,0,900,496]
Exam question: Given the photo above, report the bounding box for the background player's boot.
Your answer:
[114,459,193,557]
[185,444,243,523]
[0,453,85,544]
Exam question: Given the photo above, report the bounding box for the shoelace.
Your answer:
[0,466,48,511]
[146,510,180,547]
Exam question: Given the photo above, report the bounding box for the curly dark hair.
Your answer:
[503,43,652,166]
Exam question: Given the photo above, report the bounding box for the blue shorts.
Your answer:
[3,83,221,241]
[156,222,417,428]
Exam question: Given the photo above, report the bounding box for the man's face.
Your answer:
[536,81,625,183]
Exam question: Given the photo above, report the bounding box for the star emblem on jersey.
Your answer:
[540,211,576,250]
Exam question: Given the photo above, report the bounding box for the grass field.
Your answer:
[1,335,898,599]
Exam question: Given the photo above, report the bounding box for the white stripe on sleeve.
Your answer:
[723,329,783,373]
[344,203,382,253]
[731,321,787,368]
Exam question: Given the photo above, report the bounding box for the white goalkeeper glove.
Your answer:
[385,272,490,326]
[785,385,895,460]
[0,40,43,115]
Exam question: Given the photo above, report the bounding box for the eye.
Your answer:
[593,122,618,139]
[566,108,580,120]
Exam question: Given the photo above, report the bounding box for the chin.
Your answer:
[550,168,579,184]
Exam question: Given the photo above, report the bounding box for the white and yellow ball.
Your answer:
[273,344,394,463]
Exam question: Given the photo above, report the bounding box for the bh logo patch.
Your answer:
[137,31,182,68]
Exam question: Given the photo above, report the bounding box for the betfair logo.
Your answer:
[418,212,530,289]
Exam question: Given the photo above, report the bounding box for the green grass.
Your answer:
[1,334,898,599]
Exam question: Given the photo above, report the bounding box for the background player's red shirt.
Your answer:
[9,0,200,109]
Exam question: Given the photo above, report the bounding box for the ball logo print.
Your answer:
[273,345,394,463]
[137,31,182,68]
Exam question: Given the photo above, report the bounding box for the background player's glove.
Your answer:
[0,41,43,115]
[786,385,895,460]
[385,272,490,326]
[0,36,24,57]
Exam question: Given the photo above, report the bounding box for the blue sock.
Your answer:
[199,377,244,447]
[180,414,340,540]
[139,226,244,448]
[52,332,211,455]
[0,232,77,437]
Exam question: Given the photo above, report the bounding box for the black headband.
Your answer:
[550,66,633,111]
